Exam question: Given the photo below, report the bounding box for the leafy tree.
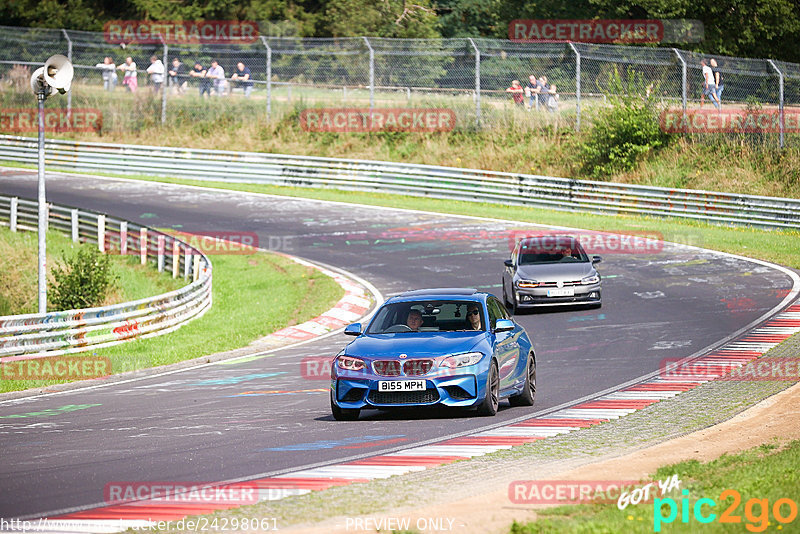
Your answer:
[323,0,440,38]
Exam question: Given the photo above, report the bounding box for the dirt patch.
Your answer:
[283,380,800,534]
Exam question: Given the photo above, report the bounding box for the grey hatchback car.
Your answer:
[502,235,602,312]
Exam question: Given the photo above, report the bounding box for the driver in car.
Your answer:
[406,309,423,331]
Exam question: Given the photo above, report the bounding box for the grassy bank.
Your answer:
[0,226,345,393]
[0,225,183,315]
[1,81,798,198]
[510,439,800,533]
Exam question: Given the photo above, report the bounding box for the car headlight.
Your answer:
[581,274,600,285]
[440,352,484,368]
[336,355,365,371]
[516,279,540,289]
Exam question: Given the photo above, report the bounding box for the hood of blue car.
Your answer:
[346,332,486,359]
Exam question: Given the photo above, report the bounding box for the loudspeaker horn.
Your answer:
[30,66,52,97]
[43,54,74,94]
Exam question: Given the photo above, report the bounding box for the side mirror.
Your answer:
[592,255,602,264]
[504,259,514,268]
[344,323,362,336]
[494,319,515,333]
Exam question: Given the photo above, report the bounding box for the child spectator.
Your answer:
[546,84,559,112]
[506,80,524,106]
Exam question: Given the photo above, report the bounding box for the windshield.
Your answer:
[367,300,485,334]
[518,238,588,264]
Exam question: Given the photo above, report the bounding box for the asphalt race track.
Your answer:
[0,169,795,519]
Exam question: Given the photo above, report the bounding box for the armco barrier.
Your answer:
[0,195,212,361]
[0,135,798,230]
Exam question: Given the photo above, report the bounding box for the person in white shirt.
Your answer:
[95,56,117,91]
[147,55,165,94]
[700,59,720,109]
[206,60,226,96]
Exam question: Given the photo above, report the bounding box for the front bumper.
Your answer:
[332,374,480,410]
[515,284,601,307]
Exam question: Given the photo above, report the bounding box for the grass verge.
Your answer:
[0,225,183,316]
[0,230,344,393]
[510,439,800,533]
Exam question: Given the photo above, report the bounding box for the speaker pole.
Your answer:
[37,85,47,313]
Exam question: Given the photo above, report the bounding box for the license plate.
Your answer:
[378,380,426,392]
[547,288,574,297]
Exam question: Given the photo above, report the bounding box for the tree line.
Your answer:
[2,0,799,63]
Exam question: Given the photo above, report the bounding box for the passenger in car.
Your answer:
[466,303,483,330]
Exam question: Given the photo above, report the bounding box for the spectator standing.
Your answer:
[206,60,226,96]
[117,56,137,93]
[147,55,165,94]
[506,80,524,106]
[524,74,540,110]
[700,59,720,109]
[711,58,724,105]
[168,58,187,95]
[546,84,559,112]
[231,62,253,97]
[190,62,212,98]
[95,56,117,92]
[537,76,550,109]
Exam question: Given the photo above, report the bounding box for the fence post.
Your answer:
[120,220,128,255]
[71,209,79,242]
[97,214,105,252]
[568,42,581,132]
[9,197,17,232]
[363,37,374,111]
[61,29,72,118]
[140,228,147,265]
[767,60,785,149]
[193,254,201,282]
[161,41,168,125]
[673,48,687,128]
[157,235,165,272]
[260,36,272,121]
[468,38,481,127]
[184,247,191,280]
[172,239,180,278]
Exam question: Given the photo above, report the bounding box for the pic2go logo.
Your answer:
[653,489,798,532]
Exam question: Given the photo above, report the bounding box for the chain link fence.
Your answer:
[0,24,797,146]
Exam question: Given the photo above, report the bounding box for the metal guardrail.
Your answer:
[0,135,798,230]
[0,194,213,360]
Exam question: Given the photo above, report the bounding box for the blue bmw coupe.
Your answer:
[330,288,536,420]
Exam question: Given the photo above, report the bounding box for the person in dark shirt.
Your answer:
[537,76,550,108]
[710,58,724,106]
[190,62,212,98]
[168,58,187,95]
[231,62,254,98]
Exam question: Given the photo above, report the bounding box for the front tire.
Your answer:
[476,361,499,416]
[331,392,360,421]
[509,352,536,407]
